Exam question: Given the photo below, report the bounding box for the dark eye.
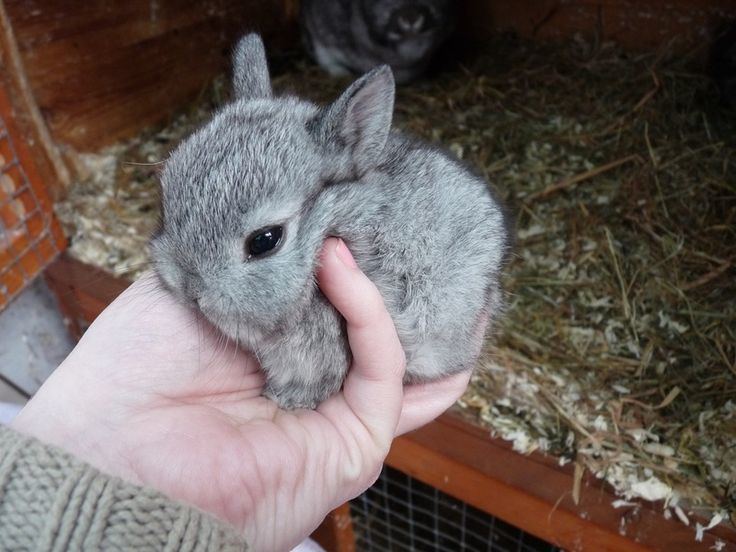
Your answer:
[246,225,284,258]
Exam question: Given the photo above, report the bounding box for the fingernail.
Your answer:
[335,239,358,269]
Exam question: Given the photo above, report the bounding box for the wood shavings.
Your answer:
[696,512,727,542]
[447,36,736,525]
[56,77,228,279]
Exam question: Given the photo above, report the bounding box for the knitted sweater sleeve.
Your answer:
[0,425,247,551]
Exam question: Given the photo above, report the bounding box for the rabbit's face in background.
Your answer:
[151,99,326,339]
[359,0,454,59]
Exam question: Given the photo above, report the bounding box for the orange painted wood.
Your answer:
[4,0,298,152]
[0,66,66,309]
[0,1,70,196]
[387,414,736,551]
[44,254,129,308]
[388,437,649,552]
[43,276,84,340]
[311,503,356,552]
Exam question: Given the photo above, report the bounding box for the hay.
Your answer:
[56,35,736,523]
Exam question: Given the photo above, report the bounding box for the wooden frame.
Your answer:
[0,63,66,309]
[3,0,298,154]
[44,254,736,551]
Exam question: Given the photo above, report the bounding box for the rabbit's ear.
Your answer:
[311,65,395,173]
[232,34,272,99]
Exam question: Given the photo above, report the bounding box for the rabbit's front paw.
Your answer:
[264,381,323,410]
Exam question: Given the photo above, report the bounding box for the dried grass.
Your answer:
[56,35,736,522]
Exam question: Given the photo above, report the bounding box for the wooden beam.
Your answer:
[0,73,66,309]
[3,0,299,152]
[459,0,736,55]
[387,414,736,551]
[0,0,71,194]
[311,504,356,552]
[43,253,128,332]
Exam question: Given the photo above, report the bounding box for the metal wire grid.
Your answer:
[350,466,560,552]
[0,115,60,309]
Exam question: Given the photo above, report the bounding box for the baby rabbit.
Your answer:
[151,35,509,409]
[300,0,456,83]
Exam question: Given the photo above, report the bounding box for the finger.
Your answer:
[317,238,406,446]
[396,370,472,435]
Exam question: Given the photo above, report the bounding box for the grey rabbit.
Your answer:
[300,0,456,83]
[151,34,510,409]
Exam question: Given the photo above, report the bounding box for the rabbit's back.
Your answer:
[324,134,508,380]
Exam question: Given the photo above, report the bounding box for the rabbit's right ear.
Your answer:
[310,65,395,175]
[232,34,272,99]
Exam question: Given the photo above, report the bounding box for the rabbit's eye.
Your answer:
[246,225,284,258]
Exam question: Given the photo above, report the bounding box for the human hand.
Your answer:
[11,238,472,551]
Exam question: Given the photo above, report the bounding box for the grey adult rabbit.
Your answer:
[151,34,509,409]
[300,0,456,83]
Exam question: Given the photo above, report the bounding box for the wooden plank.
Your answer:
[6,0,736,159]
[44,253,130,336]
[388,437,649,552]
[4,0,298,151]
[388,414,736,551]
[0,64,66,309]
[459,0,736,54]
[311,503,356,552]
[44,253,129,307]
[43,275,84,340]
[0,0,70,195]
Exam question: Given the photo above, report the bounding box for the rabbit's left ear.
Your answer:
[232,34,272,99]
[310,65,395,174]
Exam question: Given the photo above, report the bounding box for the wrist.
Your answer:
[9,371,139,485]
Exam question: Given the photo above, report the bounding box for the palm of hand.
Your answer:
[15,278,382,551]
[12,241,473,551]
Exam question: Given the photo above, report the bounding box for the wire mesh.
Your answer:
[350,466,561,552]
[0,115,62,310]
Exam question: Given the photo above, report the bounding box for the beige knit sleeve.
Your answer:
[0,425,246,551]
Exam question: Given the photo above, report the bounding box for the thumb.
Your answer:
[317,238,406,447]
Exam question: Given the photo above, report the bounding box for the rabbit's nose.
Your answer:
[182,274,204,305]
[394,6,429,34]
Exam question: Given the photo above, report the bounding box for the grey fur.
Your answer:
[232,34,272,99]
[151,34,510,409]
[299,0,456,84]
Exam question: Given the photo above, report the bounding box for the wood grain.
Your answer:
[0,70,66,308]
[4,0,298,151]
[387,414,736,551]
[459,0,736,55]
[311,503,356,552]
[0,1,69,196]
[43,253,128,337]
[6,0,735,159]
